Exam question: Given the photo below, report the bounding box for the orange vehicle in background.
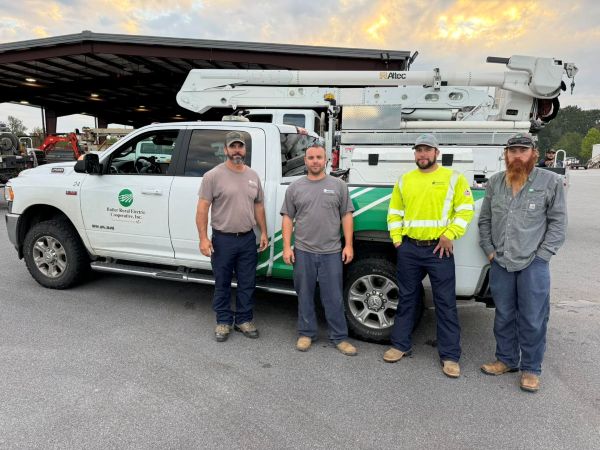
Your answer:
[39,132,83,161]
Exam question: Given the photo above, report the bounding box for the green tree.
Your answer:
[537,106,600,151]
[554,131,583,159]
[6,116,28,136]
[580,128,600,161]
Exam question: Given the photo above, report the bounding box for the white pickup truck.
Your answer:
[4,120,490,342]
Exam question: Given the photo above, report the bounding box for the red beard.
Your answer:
[505,154,536,189]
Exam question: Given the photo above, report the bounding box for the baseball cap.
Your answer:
[413,133,439,149]
[225,131,246,146]
[546,148,556,154]
[506,132,535,148]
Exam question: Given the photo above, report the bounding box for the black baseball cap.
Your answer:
[506,132,535,148]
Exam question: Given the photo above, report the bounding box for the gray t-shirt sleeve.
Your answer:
[280,185,296,218]
[340,182,354,215]
[255,175,264,204]
[198,171,214,202]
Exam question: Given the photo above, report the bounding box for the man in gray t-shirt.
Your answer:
[280,145,357,356]
[196,131,268,342]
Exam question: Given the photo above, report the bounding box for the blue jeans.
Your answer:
[211,231,257,325]
[293,249,349,344]
[489,256,551,375]
[390,241,461,362]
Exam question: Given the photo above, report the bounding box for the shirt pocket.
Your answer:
[491,194,508,215]
[523,191,546,223]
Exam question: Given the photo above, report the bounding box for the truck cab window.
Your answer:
[282,114,305,128]
[108,130,179,175]
[184,129,252,177]
[280,133,321,177]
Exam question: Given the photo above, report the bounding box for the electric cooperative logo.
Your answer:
[118,189,133,207]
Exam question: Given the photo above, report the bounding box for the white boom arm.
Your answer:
[177,55,577,121]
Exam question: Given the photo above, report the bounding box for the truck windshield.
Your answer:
[280,133,322,177]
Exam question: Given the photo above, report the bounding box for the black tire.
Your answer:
[343,257,424,343]
[0,132,19,154]
[23,219,89,289]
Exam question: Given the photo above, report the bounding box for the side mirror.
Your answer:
[74,153,102,174]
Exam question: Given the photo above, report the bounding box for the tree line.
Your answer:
[537,106,600,162]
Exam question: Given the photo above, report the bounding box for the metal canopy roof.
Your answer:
[0,31,412,128]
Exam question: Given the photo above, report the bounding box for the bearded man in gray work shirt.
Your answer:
[478,132,567,393]
[280,145,357,356]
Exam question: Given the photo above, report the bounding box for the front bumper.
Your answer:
[5,212,20,251]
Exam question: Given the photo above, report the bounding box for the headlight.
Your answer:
[4,184,14,202]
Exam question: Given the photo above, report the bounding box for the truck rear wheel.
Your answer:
[23,219,89,289]
[343,257,423,343]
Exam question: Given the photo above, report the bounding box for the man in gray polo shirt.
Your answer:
[280,144,357,356]
[478,132,567,392]
[196,131,268,342]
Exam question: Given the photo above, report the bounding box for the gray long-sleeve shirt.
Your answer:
[478,167,567,272]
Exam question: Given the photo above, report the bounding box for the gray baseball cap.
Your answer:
[413,133,438,149]
[225,131,246,146]
[506,132,535,148]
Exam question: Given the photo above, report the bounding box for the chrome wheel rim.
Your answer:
[347,274,398,330]
[32,235,68,278]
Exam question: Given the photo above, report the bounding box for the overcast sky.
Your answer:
[1,0,597,132]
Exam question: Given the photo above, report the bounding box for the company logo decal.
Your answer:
[118,189,133,207]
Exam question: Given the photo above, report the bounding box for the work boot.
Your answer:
[234,321,259,339]
[296,336,312,352]
[383,347,408,363]
[214,324,231,342]
[441,360,461,378]
[481,360,518,376]
[336,341,357,356]
[520,373,540,393]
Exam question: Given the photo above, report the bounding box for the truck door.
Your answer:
[80,129,182,262]
[168,126,266,266]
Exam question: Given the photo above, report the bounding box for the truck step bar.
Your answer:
[89,261,297,296]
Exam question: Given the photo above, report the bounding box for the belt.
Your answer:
[405,237,439,247]
[213,229,253,237]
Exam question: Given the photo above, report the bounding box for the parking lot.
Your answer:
[1,171,599,449]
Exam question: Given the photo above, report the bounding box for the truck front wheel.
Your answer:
[23,220,89,289]
[343,257,423,343]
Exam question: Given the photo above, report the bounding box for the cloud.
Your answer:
[1,0,598,131]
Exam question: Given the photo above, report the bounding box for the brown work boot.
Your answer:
[481,360,518,376]
[336,341,357,356]
[214,324,231,342]
[520,372,540,392]
[383,347,407,363]
[234,321,259,338]
[441,360,461,378]
[296,336,312,352]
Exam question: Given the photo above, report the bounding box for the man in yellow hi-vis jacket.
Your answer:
[383,133,474,378]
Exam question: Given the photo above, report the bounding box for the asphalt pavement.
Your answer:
[0,171,599,449]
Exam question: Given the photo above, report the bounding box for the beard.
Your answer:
[416,155,436,169]
[505,153,536,189]
[227,153,245,165]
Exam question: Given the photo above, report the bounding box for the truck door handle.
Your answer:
[141,189,163,195]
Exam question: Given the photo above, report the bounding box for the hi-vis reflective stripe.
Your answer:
[453,218,469,229]
[441,171,460,222]
[388,221,403,230]
[404,219,450,228]
[455,204,474,212]
[388,208,404,216]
